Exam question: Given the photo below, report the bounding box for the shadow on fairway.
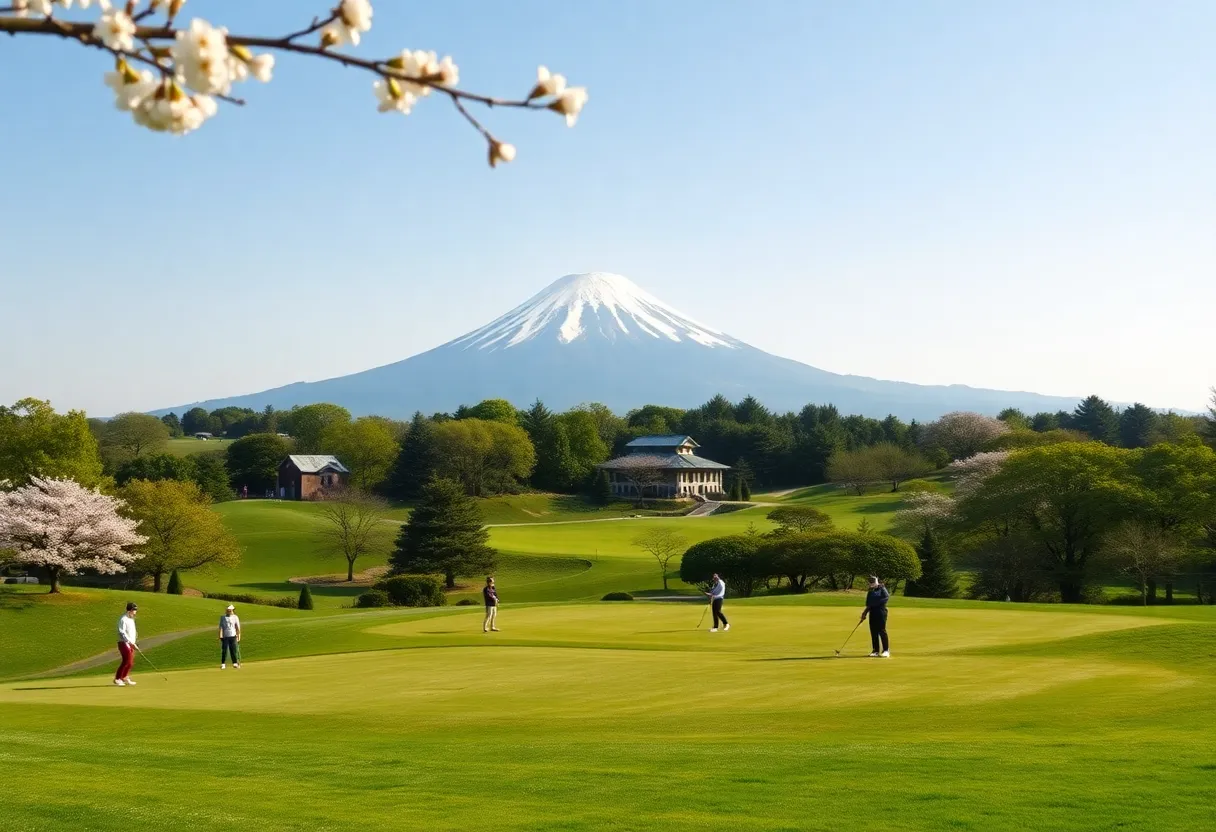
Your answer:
[750,656,868,662]
[12,684,116,691]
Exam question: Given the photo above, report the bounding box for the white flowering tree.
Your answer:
[921,412,1011,461]
[2,0,588,165]
[947,450,1010,498]
[890,491,957,541]
[0,477,146,593]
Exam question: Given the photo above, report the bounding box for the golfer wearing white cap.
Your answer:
[218,604,241,669]
[860,576,890,658]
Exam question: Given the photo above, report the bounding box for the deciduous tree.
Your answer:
[101,413,171,461]
[0,398,104,487]
[316,489,389,581]
[120,479,240,591]
[322,416,401,491]
[288,403,351,454]
[920,412,1010,460]
[226,433,290,493]
[432,418,535,496]
[0,477,144,593]
[767,506,833,535]
[1103,521,1185,606]
[631,527,687,590]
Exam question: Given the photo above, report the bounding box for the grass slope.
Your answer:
[164,437,233,456]
[2,600,1214,830]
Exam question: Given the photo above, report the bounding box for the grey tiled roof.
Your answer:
[598,453,729,471]
[286,454,350,474]
[625,435,698,448]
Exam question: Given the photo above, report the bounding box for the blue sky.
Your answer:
[1,0,1213,415]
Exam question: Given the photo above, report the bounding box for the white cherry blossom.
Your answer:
[550,86,588,126]
[530,65,566,99]
[488,140,516,168]
[373,77,416,114]
[322,0,373,47]
[132,80,217,134]
[171,18,232,95]
[93,8,135,53]
[103,61,157,110]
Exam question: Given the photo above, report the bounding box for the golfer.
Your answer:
[114,601,138,686]
[860,576,890,658]
[218,604,241,669]
[483,576,500,632]
[705,573,729,632]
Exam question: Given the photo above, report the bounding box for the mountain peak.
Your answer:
[451,272,738,351]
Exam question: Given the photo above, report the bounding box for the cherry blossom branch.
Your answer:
[0,0,588,164]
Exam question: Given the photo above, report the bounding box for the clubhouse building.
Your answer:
[597,435,730,499]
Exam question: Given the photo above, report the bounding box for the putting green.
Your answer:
[4,602,1214,831]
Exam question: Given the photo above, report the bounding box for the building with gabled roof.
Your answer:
[597,435,729,499]
[277,455,350,501]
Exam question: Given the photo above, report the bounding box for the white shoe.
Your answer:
[709,628,718,633]
[114,679,125,686]
[234,663,240,669]
[868,652,880,657]
[221,664,226,669]
[880,651,890,658]
[491,628,500,632]
[724,624,730,632]
[124,678,136,685]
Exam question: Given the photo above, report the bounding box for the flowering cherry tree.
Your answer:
[0,477,146,593]
[2,0,589,166]
[947,450,1010,497]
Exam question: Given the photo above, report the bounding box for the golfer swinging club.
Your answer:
[218,604,241,669]
[860,576,890,658]
[114,601,138,686]
[483,576,500,633]
[705,573,729,632]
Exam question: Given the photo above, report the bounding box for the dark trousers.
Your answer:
[115,642,134,680]
[868,609,889,653]
[221,636,240,664]
[712,598,728,628]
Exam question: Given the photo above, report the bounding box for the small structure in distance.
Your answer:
[598,435,729,500]
[277,455,350,501]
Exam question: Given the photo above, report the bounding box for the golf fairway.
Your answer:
[3,601,1215,830]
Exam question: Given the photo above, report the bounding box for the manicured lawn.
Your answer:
[164,436,233,456]
[0,585,308,679]
[2,599,1214,830]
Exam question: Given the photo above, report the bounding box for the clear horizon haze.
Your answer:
[1,0,1212,415]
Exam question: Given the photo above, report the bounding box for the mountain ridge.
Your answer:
[152,272,1102,420]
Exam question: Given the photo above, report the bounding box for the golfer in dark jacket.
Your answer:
[483,576,500,633]
[860,576,890,658]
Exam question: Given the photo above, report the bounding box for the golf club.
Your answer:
[134,644,169,682]
[834,620,864,657]
[697,601,711,630]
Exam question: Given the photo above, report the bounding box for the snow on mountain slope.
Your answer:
[450,272,739,350]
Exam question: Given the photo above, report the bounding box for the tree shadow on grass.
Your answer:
[749,655,868,662]
[12,684,115,690]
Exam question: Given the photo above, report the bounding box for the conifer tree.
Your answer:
[391,476,496,588]
[1072,395,1119,445]
[904,528,960,598]
[298,583,314,610]
[386,412,439,500]
[729,478,743,501]
[166,569,183,595]
[740,480,751,501]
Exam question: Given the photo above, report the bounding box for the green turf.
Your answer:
[0,585,308,679]
[164,436,233,456]
[2,599,1214,830]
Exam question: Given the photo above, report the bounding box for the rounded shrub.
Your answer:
[375,575,447,607]
[166,569,183,595]
[455,598,477,606]
[601,591,634,601]
[355,589,391,608]
[298,583,314,610]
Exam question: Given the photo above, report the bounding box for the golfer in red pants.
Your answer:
[115,601,138,686]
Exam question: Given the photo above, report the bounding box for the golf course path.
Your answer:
[22,626,214,680]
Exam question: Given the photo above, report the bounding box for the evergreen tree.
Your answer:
[904,529,959,598]
[298,583,314,610]
[390,476,497,588]
[520,400,562,491]
[1031,412,1061,432]
[740,479,751,501]
[166,568,183,595]
[1118,403,1158,449]
[1072,395,1119,445]
[386,412,439,500]
[191,451,234,502]
[591,470,613,505]
[729,478,743,501]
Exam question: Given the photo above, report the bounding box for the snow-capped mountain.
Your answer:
[154,272,1088,420]
[453,272,739,350]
